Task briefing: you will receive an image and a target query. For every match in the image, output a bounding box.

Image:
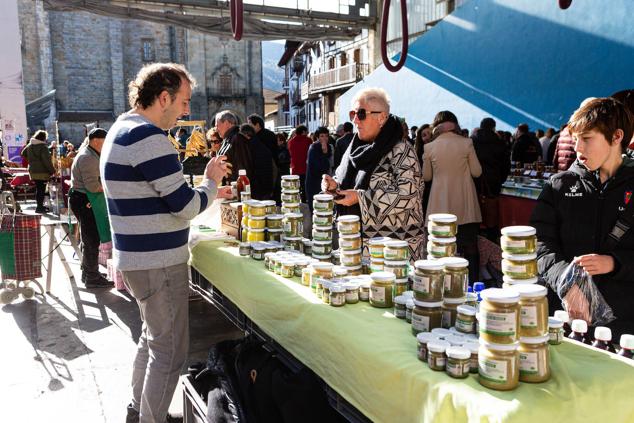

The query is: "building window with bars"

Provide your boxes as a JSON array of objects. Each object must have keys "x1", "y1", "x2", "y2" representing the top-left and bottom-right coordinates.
[
  {"x1": 218, "y1": 74, "x2": 232, "y2": 95},
  {"x1": 142, "y1": 39, "x2": 155, "y2": 62}
]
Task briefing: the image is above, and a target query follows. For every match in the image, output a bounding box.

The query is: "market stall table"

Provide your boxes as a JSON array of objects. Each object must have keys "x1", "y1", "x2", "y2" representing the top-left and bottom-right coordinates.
[{"x1": 190, "y1": 239, "x2": 634, "y2": 423}]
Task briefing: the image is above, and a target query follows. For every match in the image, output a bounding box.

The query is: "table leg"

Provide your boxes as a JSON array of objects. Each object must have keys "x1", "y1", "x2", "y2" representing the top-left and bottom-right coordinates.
[
  {"x1": 45, "y1": 226, "x2": 56, "y2": 293},
  {"x1": 62, "y1": 223, "x2": 82, "y2": 262}
]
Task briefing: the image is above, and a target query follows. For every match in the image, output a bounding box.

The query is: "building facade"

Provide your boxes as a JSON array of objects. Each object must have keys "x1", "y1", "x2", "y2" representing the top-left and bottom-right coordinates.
[{"x1": 18, "y1": 0, "x2": 263, "y2": 143}]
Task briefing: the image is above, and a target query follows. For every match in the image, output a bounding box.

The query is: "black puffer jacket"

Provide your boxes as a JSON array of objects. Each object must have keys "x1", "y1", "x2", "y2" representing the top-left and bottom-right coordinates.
[
  {"x1": 530, "y1": 157, "x2": 634, "y2": 338},
  {"x1": 472, "y1": 129, "x2": 511, "y2": 196}
]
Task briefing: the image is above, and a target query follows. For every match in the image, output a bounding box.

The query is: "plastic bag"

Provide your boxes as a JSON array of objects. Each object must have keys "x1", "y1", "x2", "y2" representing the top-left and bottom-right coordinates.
[{"x1": 557, "y1": 262, "x2": 616, "y2": 326}]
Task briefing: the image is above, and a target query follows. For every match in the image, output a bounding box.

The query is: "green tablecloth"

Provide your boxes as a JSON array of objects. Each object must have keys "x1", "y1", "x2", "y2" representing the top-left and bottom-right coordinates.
[{"x1": 190, "y1": 240, "x2": 634, "y2": 423}]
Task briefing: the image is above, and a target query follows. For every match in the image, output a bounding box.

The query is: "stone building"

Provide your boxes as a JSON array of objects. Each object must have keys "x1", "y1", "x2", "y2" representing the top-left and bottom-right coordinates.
[{"x1": 18, "y1": 0, "x2": 263, "y2": 143}]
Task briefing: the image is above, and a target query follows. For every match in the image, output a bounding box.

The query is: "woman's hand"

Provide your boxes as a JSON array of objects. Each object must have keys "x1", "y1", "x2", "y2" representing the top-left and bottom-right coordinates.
[
  {"x1": 574, "y1": 254, "x2": 615, "y2": 276},
  {"x1": 563, "y1": 284, "x2": 591, "y2": 322},
  {"x1": 334, "y1": 189, "x2": 359, "y2": 206},
  {"x1": 321, "y1": 174, "x2": 337, "y2": 192}
]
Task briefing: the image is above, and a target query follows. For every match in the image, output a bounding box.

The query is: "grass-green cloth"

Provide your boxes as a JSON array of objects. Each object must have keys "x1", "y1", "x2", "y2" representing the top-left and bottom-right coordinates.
[
  {"x1": 85, "y1": 191, "x2": 111, "y2": 243},
  {"x1": 191, "y1": 240, "x2": 634, "y2": 423}
]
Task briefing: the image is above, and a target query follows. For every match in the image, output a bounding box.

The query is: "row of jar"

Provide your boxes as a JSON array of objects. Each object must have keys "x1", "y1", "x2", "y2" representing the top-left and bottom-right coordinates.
[
  {"x1": 427, "y1": 214, "x2": 459, "y2": 259},
  {"x1": 500, "y1": 226, "x2": 538, "y2": 282}
]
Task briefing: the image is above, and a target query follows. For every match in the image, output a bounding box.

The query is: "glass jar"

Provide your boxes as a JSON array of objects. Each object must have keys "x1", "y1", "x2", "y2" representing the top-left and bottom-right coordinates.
[
  {"x1": 465, "y1": 292, "x2": 478, "y2": 308},
  {"x1": 383, "y1": 240, "x2": 409, "y2": 261},
  {"x1": 283, "y1": 213, "x2": 304, "y2": 238},
  {"x1": 241, "y1": 200, "x2": 250, "y2": 216},
  {"x1": 456, "y1": 305, "x2": 477, "y2": 334},
  {"x1": 281, "y1": 174, "x2": 300, "y2": 190},
  {"x1": 370, "y1": 258, "x2": 384, "y2": 273},
  {"x1": 280, "y1": 259, "x2": 295, "y2": 277},
  {"x1": 322, "y1": 280, "x2": 332, "y2": 304},
  {"x1": 463, "y1": 341, "x2": 480, "y2": 373},
  {"x1": 369, "y1": 272, "x2": 395, "y2": 308},
  {"x1": 302, "y1": 266, "x2": 312, "y2": 287},
  {"x1": 441, "y1": 297, "x2": 466, "y2": 329},
  {"x1": 312, "y1": 240, "x2": 332, "y2": 256},
  {"x1": 501, "y1": 226, "x2": 537, "y2": 254},
  {"x1": 264, "y1": 252, "x2": 276, "y2": 270},
  {"x1": 249, "y1": 201, "x2": 267, "y2": 217},
  {"x1": 393, "y1": 279, "x2": 408, "y2": 297},
  {"x1": 313, "y1": 212, "x2": 333, "y2": 227},
  {"x1": 413, "y1": 260, "x2": 444, "y2": 302},
  {"x1": 412, "y1": 300, "x2": 443, "y2": 335},
  {"x1": 332, "y1": 266, "x2": 347, "y2": 281},
  {"x1": 344, "y1": 283, "x2": 360, "y2": 304},
  {"x1": 262, "y1": 200, "x2": 277, "y2": 215},
  {"x1": 383, "y1": 260, "x2": 409, "y2": 279},
  {"x1": 281, "y1": 203, "x2": 300, "y2": 214},
  {"x1": 312, "y1": 225, "x2": 333, "y2": 241},
  {"x1": 446, "y1": 346, "x2": 471, "y2": 379},
  {"x1": 239, "y1": 242, "x2": 251, "y2": 257},
  {"x1": 502, "y1": 276, "x2": 539, "y2": 289},
  {"x1": 267, "y1": 229, "x2": 283, "y2": 242},
  {"x1": 479, "y1": 288, "x2": 521, "y2": 344},
  {"x1": 337, "y1": 214, "x2": 361, "y2": 235},
  {"x1": 251, "y1": 244, "x2": 267, "y2": 261},
  {"x1": 312, "y1": 253, "x2": 332, "y2": 262},
  {"x1": 247, "y1": 229, "x2": 266, "y2": 242},
  {"x1": 313, "y1": 193, "x2": 334, "y2": 212},
  {"x1": 345, "y1": 265, "x2": 363, "y2": 276},
  {"x1": 266, "y1": 214, "x2": 284, "y2": 229},
  {"x1": 406, "y1": 299, "x2": 414, "y2": 323},
  {"x1": 302, "y1": 238, "x2": 313, "y2": 256},
  {"x1": 281, "y1": 189, "x2": 301, "y2": 204},
  {"x1": 501, "y1": 252, "x2": 538, "y2": 279},
  {"x1": 340, "y1": 249, "x2": 362, "y2": 267},
  {"x1": 431, "y1": 327, "x2": 453, "y2": 339},
  {"x1": 294, "y1": 258, "x2": 310, "y2": 277},
  {"x1": 368, "y1": 237, "x2": 392, "y2": 259},
  {"x1": 339, "y1": 234, "x2": 362, "y2": 251},
  {"x1": 416, "y1": 332, "x2": 437, "y2": 362},
  {"x1": 478, "y1": 340, "x2": 520, "y2": 391},
  {"x1": 359, "y1": 281, "x2": 371, "y2": 302},
  {"x1": 548, "y1": 317, "x2": 564, "y2": 345},
  {"x1": 394, "y1": 295, "x2": 407, "y2": 319},
  {"x1": 427, "y1": 236, "x2": 457, "y2": 258},
  {"x1": 509, "y1": 284, "x2": 549, "y2": 337},
  {"x1": 329, "y1": 285, "x2": 346, "y2": 307},
  {"x1": 240, "y1": 191, "x2": 251, "y2": 203},
  {"x1": 441, "y1": 257, "x2": 469, "y2": 299},
  {"x1": 312, "y1": 262, "x2": 334, "y2": 280},
  {"x1": 428, "y1": 340, "x2": 451, "y2": 371},
  {"x1": 519, "y1": 335, "x2": 551, "y2": 383},
  {"x1": 248, "y1": 216, "x2": 267, "y2": 230},
  {"x1": 428, "y1": 213, "x2": 458, "y2": 237},
  {"x1": 315, "y1": 278, "x2": 325, "y2": 298},
  {"x1": 284, "y1": 237, "x2": 302, "y2": 252}
]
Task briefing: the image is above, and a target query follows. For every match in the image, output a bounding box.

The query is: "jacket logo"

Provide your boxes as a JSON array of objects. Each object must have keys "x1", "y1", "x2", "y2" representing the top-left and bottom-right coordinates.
[
  {"x1": 565, "y1": 183, "x2": 583, "y2": 197},
  {"x1": 626, "y1": 191, "x2": 632, "y2": 205}
]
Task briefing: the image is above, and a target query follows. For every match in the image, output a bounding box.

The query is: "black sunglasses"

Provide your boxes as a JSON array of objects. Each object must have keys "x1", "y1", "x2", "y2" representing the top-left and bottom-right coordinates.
[{"x1": 349, "y1": 108, "x2": 383, "y2": 121}]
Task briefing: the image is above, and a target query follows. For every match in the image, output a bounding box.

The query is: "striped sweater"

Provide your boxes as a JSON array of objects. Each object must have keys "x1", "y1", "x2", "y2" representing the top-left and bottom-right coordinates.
[{"x1": 100, "y1": 112, "x2": 217, "y2": 271}]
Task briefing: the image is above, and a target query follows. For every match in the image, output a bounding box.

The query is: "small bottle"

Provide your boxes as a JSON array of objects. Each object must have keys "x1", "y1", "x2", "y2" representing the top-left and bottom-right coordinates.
[
  {"x1": 568, "y1": 319, "x2": 590, "y2": 345},
  {"x1": 554, "y1": 310, "x2": 572, "y2": 337},
  {"x1": 618, "y1": 334, "x2": 634, "y2": 359},
  {"x1": 473, "y1": 282, "x2": 485, "y2": 302},
  {"x1": 592, "y1": 327, "x2": 616, "y2": 353},
  {"x1": 237, "y1": 169, "x2": 250, "y2": 195}
]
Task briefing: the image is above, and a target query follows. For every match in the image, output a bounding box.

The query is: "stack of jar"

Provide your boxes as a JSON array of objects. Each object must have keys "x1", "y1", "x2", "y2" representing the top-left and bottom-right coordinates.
[
  {"x1": 337, "y1": 214, "x2": 363, "y2": 275},
  {"x1": 312, "y1": 194, "x2": 335, "y2": 261},
  {"x1": 368, "y1": 236, "x2": 392, "y2": 273},
  {"x1": 500, "y1": 226, "x2": 538, "y2": 287},
  {"x1": 382, "y1": 240, "x2": 410, "y2": 297},
  {"x1": 243, "y1": 200, "x2": 267, "y2": 243},
  {"x1": 279, "y1": 176, "x2": 303, "y2": 252},
  {"x1": 263, "y1": 201, "x2": 283, "y2": 242},
  {"x1": 426, "y1": 214, "x2": 458, "y2": 259},
  {"x1": 280, "y1": 175, "x2": 301, "y2": 214}
]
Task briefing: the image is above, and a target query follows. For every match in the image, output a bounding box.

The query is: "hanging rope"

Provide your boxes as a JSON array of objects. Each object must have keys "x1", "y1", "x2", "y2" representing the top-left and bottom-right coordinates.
[
  {"x1": 230, "y1": 0, "x2": 244, "y2": 41},
  {"x1": 380, "y1": 0, "x2": 409, "y2": 72},
  {"x1": 558, "y1": 0, "x2": 573, "y2": 9}
]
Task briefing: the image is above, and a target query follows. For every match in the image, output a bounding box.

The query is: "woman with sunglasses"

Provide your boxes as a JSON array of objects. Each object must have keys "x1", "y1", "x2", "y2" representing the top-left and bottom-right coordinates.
[
  {"x1": 205, "y1": 127, "x2": 223, "y2": 158},
  {"x1": 322, "y1": 88, "x2": 425, "y2": 260}
]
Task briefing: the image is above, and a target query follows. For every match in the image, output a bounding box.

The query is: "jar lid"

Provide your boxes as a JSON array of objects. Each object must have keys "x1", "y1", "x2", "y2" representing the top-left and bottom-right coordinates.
[
  {"x1": 312, "y1": 239, "x2": 332, "y2": 245},
  {"x1": 249, "y1": 228, "x2": 265, "y2": 233},
  {"x1": 406, "y1": 299, "x2": 415, "y2": 309},
  {"x1": 312, "y1": 253, "x2": 332, "y2": 260},
  {"x1": 414, "y1": 259, "x2": 444, "y2": 271},
  {"x1": 620, "y1": 334, "x2": 634, "y2": 349},
  {"x1": 548, "y1": 317, "x2": 563, "y2": 329},
  {"x1": 369, "y1": 236, "x2": 393, "y2": 245},
  {"x1": 338, "y1": 214, "x2": 360, "y2": 223},
  {"x1": 416, "y1": 332, "x2": 437, "y2": 343},
  {"x1": 466, "y1": 292, "x2": 478, "y2": 301},
  {"x1": 284, "y1": 212, "x2": 303, "y2": 219},
  {"x1": 250, "y1": 202, "x2": 266, "y2": 209},
  {"x1": 384, "y1": 240, "x2": 409, "y2": 248},
  {"x1": 344, "y1": 264, "x2": 363, "y2": 271},
  {"x1": 463, "y1": 341, "x2": 480, "y2": 353},
  {"x1": 414, "y1": 299, "x2": 443, "y2": 308},
  {"x1": 446, "y1": 346, "x2": 471, "y2": 359},
  {"x1": 268, "y1": 228, "x2": 283, "y2": 233},
  {"x1": 340, "y1": 249, "x2": 362, "y2": 255},
  {"x1": 431, "y1": 328, "x2": 453, "y2": 338},
  {"x1": 239, "y1": 242, "x2": 251, "y2": 247},
  {"x1": 443, "y1": 297, "x2": 466, "y2": 305},
  {"x1": 283, "y1": 189, "x2": 300, "y2": 194},
  {"x1": 284, "y1": 236, "x2": 302, "y2": 241},
  {"x1": 333, "y1": 266, "x2": 348, "y2": 276},
  {"x1": 403, "y1": 290, "x2": 414, "y2": 298},
  {"x1": 502, "y1": 252, "x2": 538, "y2": 261},
  {"x1": 314, "y1": 193, "x2": 334, "y2": 202},
  {"x1": 428, "y1": 213, "x2": 457, "y2": 223},
  {"x1": 394, "y1": 277, "x2": 409, "y2": 284},
  {"x1": 370, "y1": 271, "x2": 396, "y2": 282},
  {"x1": 480, "y1": 288, "x2": 520, "y2": 304},
  {"x1": 312, "y1": 261, "x2": 334, "y2": 270},
  {"x1": 267, "y1": 214, "x2": 284, "y2": 220},
  {"x1": 360, "y1": 281, "x2": 372, "y2": 289},
  {"x1": 594, "y1": 326, "x2": 612, "y2": 342},
  {"x1": 282, "y1": 202, "x2": 300, "y2": 208},
  {"x1": 440, "y1": 257, "x2": 469, "y2": 268},
  {"x1": 313, "y1": 225, "x2": 333, "y2": 231},
  {"x1": 479, "y1": 340, "x2": 520, "y2": 351},
  {"x1": 394, "y1": 295, "x2": 407, "y2": 305},
  {"x1": 340, "y1": 233, "x2": 362, "y2": 239},
  {"x1": 249, "y1": 216, "x2": 266, "y2": 220},
  {"x1": 508, "y1": 283, "x2": 547, "y2": 298},
  {"x1": 302, "y1": 238, "x2": 313, "y2": 245},
  {"x1": 294, "y1": 258, "x2": 310, "y2": 265},
  {"x1": 519, "y1": 335, "x2": 550, "y2": 344},
  {"x1": 281, "y1": 258, "x2": 296, "y2": 264},
  {"x1": 554, "y1": 310, "x2": 570, "y2": 323},
  {"x1": 501, "y1": 225, "x2": 536, "y2": 237},
  {"x1": 446, "y1": 336, "x2": 465, "y2": 346},
  {"x1": 370, "y1": 258, "x2": 385, "y2": 263},
  {"x1": 330, "y1": 285, "x2": 346, "y2": 293},
  {"x1": 253, "y1": 244, "x2": 267, "y2": 251},
  {"x1": 384, "y1": 260, "x2": 409, "y2": 266},
  {"x1": 502, "y1": 276, "x2": 539, "y2": 285},
  {"x1": 314, "y1": 210, "x2": 334, "y2": 216},
  {"x1": 448, "y1": 328, "x2": 465, "y2": 336},
  {"x1": 246, "y1": 199, "x2": 262, "y2": 206},
  {"x1": 571, "y1": 319, "x2": 588, "y2": 333},
  {"x1": 427, "y1": 340, "x2": 451, "y2": 353},
  {"x1": 282, "y1": 175, "x2": 300, "y2": 180},
  {"x1": 457, "y1": 305, "x2": 476, "y2": 316},
  {"x1": 260, "y1": 199, "x2": 275, "y2": 206},
  {"x1": 428, "y1": 235, "x2": 457, "y2": 243},
  {"x1": 344, "y1": 282, "x2": 359, "y2": 290}
]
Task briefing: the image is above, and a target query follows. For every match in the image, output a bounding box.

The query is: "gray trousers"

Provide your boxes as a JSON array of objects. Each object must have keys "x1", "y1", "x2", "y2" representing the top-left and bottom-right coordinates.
[{"x1": 122, "y1": 263, "x2": 190, "y2": 423}]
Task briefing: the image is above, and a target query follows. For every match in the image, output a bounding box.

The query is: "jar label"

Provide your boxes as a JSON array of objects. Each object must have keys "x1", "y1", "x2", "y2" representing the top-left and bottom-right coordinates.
[
  {"x1": 331, "y1": 295, "x2": 345, "y2": 306},
  {"x1": 519, "y1": 351, "x2": 539, "y2": 375},
  {"x1": 313, "y1": 244, "x2": 330, "y2": 254},
  {"x1": 340, "y1": 238, "x2": 359, "y2": 249},
  {"x1": 359, "y1": 291, "x2": 369, "y2": 301},
  {"x1": 413, "y1": 274, "x2": 430, "y2": 294},
  {"x1": 502, "y1": 262, "x2": 527, "y2": 274},
  {"x1": 443, "y1": 274, "x2": 452, "y2": 293},
  {"x1": 394, "y1": 308, "x2": 406, "y2": 318},
  {"x1": 370, "y1": 285, "x2": 386, "y2": 304},
  {"x1": 431, "y1": 245, "x2": 448, "y2": 255},
  {"x1": 428, "y1": 355, "x2": 446, "y2": 368},
  {"x1": 478, "y1": 357, "x2": 508, "y2": 384},
  {"x1": 314, "y1": 216, "x2": 330, "y2": 225},
  {"x1": 480, "y1": 311, "x2": 517, "y2": 336},
  {"x1": 456, "y1": 317, "x2": 475, "y2": 333},
  {"x1": 411, "y1": 313, "x2": 430, "y2": 332},
  {"x1": 441, "y1": 310, "x2": 453, "y2": 329},
  {"x1": 549, "y1": 330, "x2": 563, "y2": 344},
  {"x1": 345, "y1": 292, "x2": 358, "y2": 302},
  {"x1": 520, "y1": 305, "x2": 538, "y2": 328},
  {"x1": 503, "y1": 239, "x2": 527, "y2": 249},
  {"x1": 432, "y1": 224, "x2": 452, "y2": 235},
  {"x1": 417, "y1": 345, "x2": 427, "y2": 361},
  {"x1": 447, "y1": 360, "x2": 470, "y2": 376},
  {"x1": 470, "y1": 356, "x2": 479, "y2": 371}
]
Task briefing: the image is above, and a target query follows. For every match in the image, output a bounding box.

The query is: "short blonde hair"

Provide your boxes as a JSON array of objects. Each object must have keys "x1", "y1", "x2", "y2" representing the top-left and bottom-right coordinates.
[{"x1": 352, "y1": 88, "x2": 390, "y2": 113}]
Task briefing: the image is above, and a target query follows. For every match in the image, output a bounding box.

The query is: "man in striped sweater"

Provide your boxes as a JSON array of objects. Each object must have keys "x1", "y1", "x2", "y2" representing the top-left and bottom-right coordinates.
[{"x1": 100, "y1": 63, "x2": 232, "y2": 423}]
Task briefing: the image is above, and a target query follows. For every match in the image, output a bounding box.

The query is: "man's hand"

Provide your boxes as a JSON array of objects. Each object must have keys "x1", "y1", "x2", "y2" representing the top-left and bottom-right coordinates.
[
  {"x1": 574, "y1": 254, "x2": 615, "y2": 276},
  {"x1": 216, "y1": 185, "x2": 233, "y2": 199},
  {"x1": 205, "y1": 155, "x2": 229, "y2": 185},
  {"x1": 321, "y1": 174, "x2": 337, "y2": 192},
  {"x1": 334, "y1": 189, "x2": 359, "y2": 206},
  {"x1": 563, "y1": 284, "x2": 591, "y2": 322}
]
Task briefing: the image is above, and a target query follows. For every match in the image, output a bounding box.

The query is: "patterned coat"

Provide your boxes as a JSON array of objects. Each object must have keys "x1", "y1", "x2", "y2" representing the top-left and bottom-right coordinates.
[{"x1": 356, "y1": 139, "x2": 426, "y2": 260}]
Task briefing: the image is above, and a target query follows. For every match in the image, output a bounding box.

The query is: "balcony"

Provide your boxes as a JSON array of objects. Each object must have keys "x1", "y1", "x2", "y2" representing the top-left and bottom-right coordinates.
[
  {"x1": 310, "y1": 63, "x2": 369, "y2": 93},
  {"x1": 300, "y1": 81, "x2": 310, "y2": 100}
]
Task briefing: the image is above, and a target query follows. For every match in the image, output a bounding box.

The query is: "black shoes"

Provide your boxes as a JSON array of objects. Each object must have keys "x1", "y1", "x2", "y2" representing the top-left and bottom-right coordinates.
[
  {"x1": 34, "y1": 206, "x2": 50, "y2": 214},
  {"x1": 84, "y1": 274, "x2": 114, "y2": 288},
  {"x1": 126, "y1": 404, "x2": 139, "y2": 423}
]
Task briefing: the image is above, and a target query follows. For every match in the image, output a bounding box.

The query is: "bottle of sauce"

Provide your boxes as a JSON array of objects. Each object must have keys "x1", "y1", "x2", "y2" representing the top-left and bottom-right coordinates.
[
  {"x1": 554, "y1": 310, "x2": 572, "y2": 337},
  {"x1": 568, "y1": 319, "x2": 590, "y2": 345},
  {"x1": 592, "y1": 327, "x2": 616, "y2": 353},
  {"x1": 618, "y1": 334, "x2": 634, "y2": 359},
  {"x1": 237, "y1": 169, "x2": 250, "y2": 195}
]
